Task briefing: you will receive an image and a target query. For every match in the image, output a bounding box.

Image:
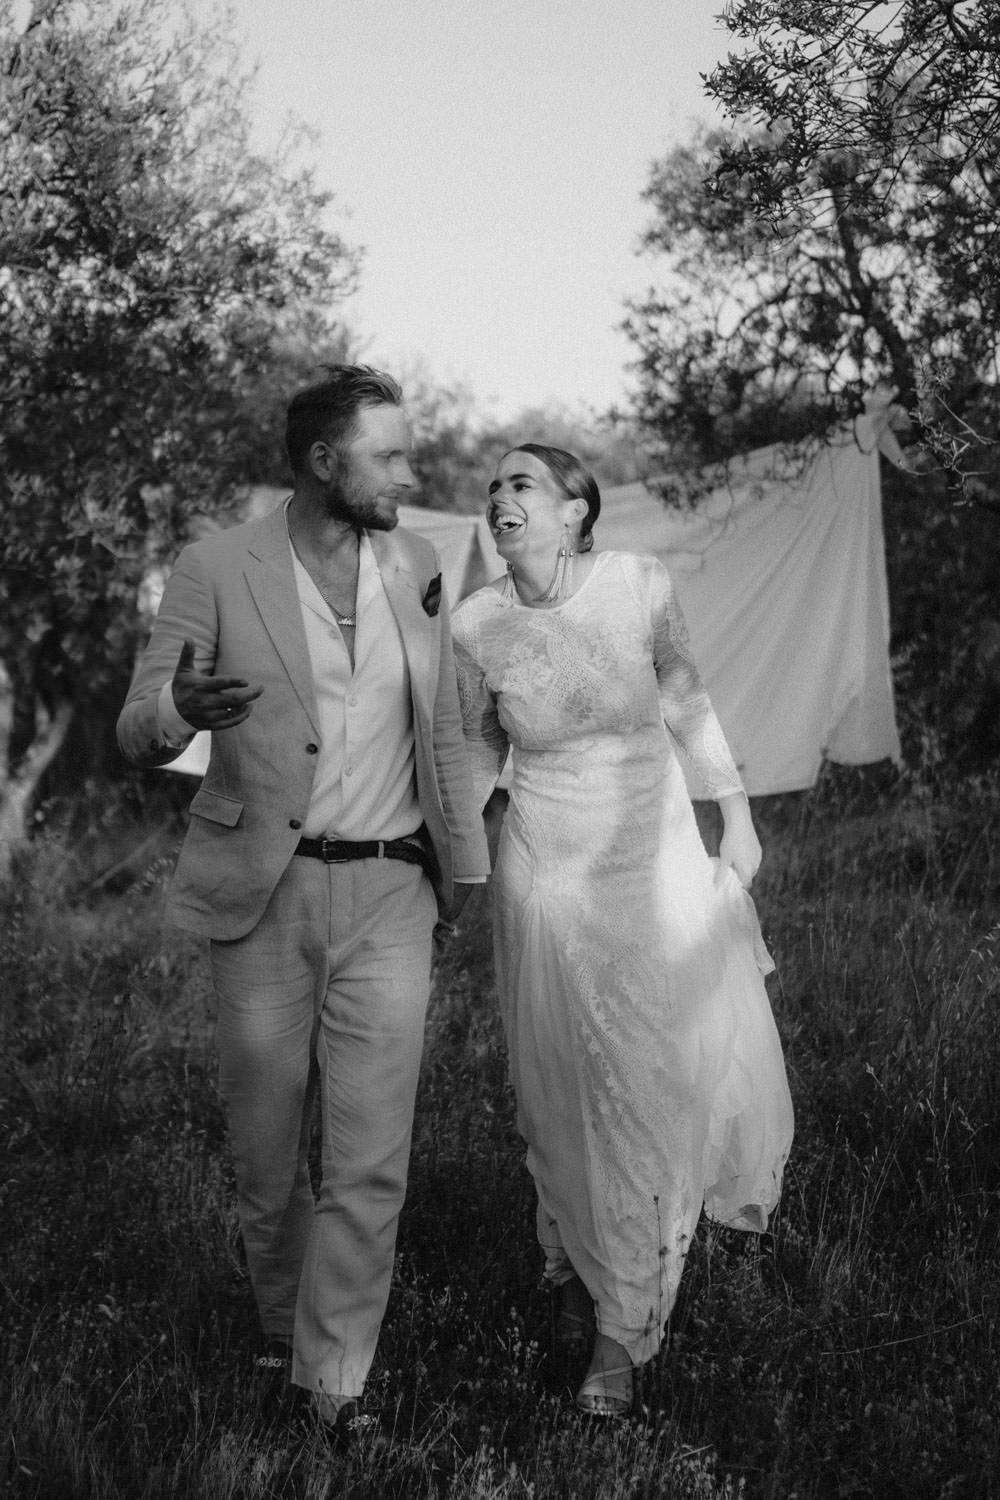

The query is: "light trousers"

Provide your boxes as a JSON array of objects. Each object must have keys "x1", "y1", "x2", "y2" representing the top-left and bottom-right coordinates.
[{"x1": 211, "y1": 854, "x2": 436, "y2": 1398}]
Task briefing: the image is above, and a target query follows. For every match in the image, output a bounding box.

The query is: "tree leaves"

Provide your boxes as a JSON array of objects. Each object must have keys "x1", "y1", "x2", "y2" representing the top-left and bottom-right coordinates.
[
  {"x1": 0, "y1": 0, "x2": 359, "y2": 787},
  {"x1": 623, "y1": 3, "x2": 1000, "y2": 498}
]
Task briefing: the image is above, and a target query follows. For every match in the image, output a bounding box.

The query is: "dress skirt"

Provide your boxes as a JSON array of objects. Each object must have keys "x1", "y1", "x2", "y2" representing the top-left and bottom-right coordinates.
[
  {"x1": 453, "y1": 551, "x2": 794, "y2": 1367},
  {"x1": 492, "y1": 732, "x2": 792, "y2": 1365}
]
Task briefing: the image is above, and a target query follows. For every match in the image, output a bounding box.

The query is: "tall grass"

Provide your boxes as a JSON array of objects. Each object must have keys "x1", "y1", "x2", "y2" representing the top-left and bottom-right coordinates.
[{"x1": 3, "y1": 765, "x2": 999, "y2": 1498}]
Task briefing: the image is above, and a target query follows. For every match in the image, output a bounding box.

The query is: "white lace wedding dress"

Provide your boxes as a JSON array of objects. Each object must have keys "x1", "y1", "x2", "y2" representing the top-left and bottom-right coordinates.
[{"x1": 453, "y1": 551, "x2": 793, "y2": 1364}]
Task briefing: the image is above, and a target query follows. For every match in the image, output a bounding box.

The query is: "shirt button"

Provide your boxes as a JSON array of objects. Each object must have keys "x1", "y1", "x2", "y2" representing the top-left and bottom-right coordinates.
[
  {"x1": 306, "y1": 743, "x2": 318, "y2": 754},
  {"x1": 348, "y1": 695, "x2": 357, "y2": 706},
  {"x1": 289, "y1": 818, "x2": 302, "y2": 829},
  {"x1": 344, "y1": 766, "x2": 353, "y2": 777}
]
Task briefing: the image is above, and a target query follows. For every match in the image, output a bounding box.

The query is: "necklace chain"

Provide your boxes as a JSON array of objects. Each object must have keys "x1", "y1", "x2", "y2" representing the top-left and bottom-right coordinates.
[{"x1": 289, "y1": 525, "x2": 357, "y2": 626}]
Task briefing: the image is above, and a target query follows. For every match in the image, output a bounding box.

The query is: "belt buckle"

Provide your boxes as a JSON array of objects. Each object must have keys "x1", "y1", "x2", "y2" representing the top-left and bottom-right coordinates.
[{"x1": 320, "y1": 837, "x2": 347, "y2": 863}]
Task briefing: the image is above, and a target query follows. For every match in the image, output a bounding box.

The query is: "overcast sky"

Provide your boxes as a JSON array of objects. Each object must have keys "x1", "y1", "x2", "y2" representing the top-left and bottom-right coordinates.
[
  {"x1": 4, "y1": 0, "x2": 731, "y2": 418},
  {"x1": 226, "y1": 1, "x2": 736, "y2": 418}
]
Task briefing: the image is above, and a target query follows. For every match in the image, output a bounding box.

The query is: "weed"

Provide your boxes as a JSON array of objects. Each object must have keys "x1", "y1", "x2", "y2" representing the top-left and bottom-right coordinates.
[{"x1": 3, "y1": 770, "x2": 999, "y2": 1498}]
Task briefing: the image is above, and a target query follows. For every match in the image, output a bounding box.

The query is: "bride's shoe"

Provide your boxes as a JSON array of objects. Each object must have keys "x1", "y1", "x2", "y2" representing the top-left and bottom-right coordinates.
[{"x1": 575, "y1": 1361, "x2": 633, "y2": 1418}]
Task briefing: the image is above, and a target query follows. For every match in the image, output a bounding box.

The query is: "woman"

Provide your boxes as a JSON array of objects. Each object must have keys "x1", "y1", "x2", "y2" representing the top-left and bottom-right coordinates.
[{"x1": 452, "y1": 444, "x2": 793, "y2": 1418}]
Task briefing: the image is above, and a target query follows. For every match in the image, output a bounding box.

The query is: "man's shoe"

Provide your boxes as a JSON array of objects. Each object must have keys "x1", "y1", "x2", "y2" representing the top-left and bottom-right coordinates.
[{"x1": 312, "y1": 1393, "x2": 381, "y2": 1453}]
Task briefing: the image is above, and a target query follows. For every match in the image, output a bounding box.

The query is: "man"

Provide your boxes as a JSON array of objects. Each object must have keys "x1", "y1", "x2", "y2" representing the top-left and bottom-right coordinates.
[{"x1": 117, "y1": 365, "x2": 490, "y2": 1437}]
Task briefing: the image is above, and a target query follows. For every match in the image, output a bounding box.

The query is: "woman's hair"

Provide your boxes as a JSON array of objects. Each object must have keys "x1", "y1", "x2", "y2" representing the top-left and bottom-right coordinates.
[
  {"x1": 505, "y1": 442, "x2": 601, "y2": 552},
  {"x1": 285, "y1": 364, "x2": 403, "y2": 474}
]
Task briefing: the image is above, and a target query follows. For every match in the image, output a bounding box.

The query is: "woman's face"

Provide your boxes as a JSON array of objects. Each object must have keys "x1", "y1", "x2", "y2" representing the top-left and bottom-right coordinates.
[{"x1": 487, "y1": 450, "x2": 579, "y2": 561}]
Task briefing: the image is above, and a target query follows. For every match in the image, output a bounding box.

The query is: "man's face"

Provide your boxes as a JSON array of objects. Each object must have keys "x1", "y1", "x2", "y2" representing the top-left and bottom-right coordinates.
[{"x1": 323, "y1": 403, "x2": 416, "y2": 531}]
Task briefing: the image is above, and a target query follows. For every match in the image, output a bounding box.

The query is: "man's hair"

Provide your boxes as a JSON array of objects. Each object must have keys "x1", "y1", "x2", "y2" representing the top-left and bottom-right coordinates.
[
  {"x1": 505, "y1": 442, "x2": 601, "y2": 552},
  {"x1": 285, "y1": 364, "x2": 403, "y2": 474}
]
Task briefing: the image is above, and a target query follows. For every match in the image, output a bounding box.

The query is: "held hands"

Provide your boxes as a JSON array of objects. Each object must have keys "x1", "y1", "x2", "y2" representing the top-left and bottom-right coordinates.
[
  {"x1": 171, "y1": 638, "x2": 263, "y2": 732},
  {"x1": 717, "y1": 794, "x2": 763, "y2": 890},
  {"x1": 433, "y1": 882, "x2": 475, "y2": 948},
  {"x1": 438, "y1": 881, "x2": 474, "y2": 927}
]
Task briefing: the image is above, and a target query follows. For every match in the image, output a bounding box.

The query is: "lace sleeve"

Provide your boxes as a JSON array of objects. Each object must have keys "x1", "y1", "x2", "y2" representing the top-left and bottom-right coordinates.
[
  {"x1": 648, "y1": 559, "x2": 744, "y2": 800},
  {"x1": 453, "y1": 632, "x2": 510, "y2": 812}
]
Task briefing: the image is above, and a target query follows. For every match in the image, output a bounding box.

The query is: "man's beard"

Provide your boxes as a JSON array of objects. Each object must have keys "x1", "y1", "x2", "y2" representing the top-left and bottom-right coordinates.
[{"x1": 323, "y1": 473, "x2": 398, "y2": 532}]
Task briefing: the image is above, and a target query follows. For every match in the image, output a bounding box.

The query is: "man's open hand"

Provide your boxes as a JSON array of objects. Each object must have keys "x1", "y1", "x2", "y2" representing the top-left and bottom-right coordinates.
[{"x1": 171, "y1": 638, "x2": 263, "y2": 731}]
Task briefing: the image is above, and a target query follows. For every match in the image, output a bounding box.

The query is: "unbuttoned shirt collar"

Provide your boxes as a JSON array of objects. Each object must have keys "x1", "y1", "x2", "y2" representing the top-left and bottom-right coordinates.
[{"x1": 286, "y1": 507, "x2": 421, "y2": 842}]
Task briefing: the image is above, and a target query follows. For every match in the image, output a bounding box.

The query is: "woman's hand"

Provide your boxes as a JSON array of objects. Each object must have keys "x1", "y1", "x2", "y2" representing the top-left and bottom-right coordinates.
[{"x1": 717, "y1": 793, "x2": 762, "y2": 890}]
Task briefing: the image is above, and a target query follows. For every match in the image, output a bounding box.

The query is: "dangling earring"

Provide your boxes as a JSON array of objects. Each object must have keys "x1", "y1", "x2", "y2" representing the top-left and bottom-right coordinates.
[{"x1": 535, "y1": 524, "x2": 576, "y2": 604}]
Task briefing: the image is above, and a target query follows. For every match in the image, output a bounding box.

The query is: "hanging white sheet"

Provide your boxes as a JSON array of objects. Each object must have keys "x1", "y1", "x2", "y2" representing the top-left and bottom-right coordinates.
[{"x1": 598, "y1": 414, "x2": 902, "y2": 794}]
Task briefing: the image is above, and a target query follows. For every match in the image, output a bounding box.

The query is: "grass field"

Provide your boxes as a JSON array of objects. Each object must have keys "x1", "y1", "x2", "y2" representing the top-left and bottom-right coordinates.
[{"x1": 3, "y1": 763, "x2": 999, "y2": 1499}]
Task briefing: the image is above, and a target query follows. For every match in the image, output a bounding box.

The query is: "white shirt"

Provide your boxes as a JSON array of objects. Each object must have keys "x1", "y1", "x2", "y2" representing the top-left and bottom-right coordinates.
[{"x1": 290, "y1": 531, "x2": 422, "y2": 840}]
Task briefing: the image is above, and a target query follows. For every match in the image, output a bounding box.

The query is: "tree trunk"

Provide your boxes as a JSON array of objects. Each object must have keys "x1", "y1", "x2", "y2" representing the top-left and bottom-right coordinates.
[{"x1": 0, "y1": 699, "x2": 73, "y2": 884}]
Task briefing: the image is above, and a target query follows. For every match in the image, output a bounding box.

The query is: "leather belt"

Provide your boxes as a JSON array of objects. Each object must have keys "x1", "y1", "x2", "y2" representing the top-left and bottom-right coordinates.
[{"x1": 294, "y1": 836, "x2": 434, "y2": 879}]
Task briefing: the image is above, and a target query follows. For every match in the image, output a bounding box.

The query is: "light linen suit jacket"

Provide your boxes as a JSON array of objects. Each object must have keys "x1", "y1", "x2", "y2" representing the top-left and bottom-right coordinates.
[{"x1": 117, "y1": 504, "x2": 490, "y2": 940}]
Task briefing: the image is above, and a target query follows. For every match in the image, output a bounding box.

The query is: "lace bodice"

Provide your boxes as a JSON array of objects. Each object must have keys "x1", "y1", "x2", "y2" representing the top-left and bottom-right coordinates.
[{"x1": 452, "y1": 550, "x2": 743, "y2": 806}]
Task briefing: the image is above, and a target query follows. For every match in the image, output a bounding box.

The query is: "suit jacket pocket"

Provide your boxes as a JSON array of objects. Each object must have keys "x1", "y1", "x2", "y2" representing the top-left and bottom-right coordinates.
[{"x1": 189, "y1": 787, "x2": 245, "y2": 827}]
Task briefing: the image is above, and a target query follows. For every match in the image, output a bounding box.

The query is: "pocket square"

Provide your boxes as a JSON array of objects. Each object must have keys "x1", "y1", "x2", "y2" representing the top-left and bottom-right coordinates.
[{"x1": 421, "y1": 573, "x2": 442, "y2": 617}]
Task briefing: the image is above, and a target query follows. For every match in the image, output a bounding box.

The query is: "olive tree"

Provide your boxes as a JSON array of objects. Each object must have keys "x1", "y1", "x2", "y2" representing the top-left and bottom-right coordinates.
[
  {"x1": 625, "y1": 1, "x2": 1000, "y2": 496},
  {"x1": 0, "y1": 0, "x2": 359, "y2": 864}
]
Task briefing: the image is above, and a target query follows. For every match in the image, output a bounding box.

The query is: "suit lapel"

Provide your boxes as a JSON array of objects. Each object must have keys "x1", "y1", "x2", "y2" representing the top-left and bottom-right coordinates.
[
  {"x1": 244, "y1": 506, "x2": 321, "y2": 735},
  {"x1": 371, "y1": 531, "x2": 434, "y2": 730}
]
